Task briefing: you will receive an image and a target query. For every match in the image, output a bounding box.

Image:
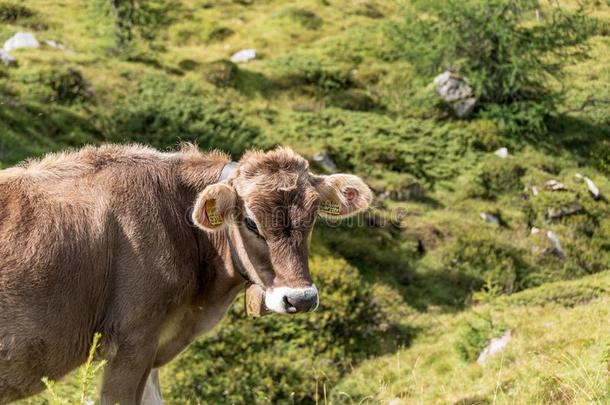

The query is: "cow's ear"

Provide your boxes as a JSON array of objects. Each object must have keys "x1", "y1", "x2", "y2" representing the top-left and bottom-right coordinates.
[
  {"x1": 192, "y1": 184, "x2": 236, "y2": 231},
  {"x1": 311, "y1": 174, "x2": 373, "y2": 219}
]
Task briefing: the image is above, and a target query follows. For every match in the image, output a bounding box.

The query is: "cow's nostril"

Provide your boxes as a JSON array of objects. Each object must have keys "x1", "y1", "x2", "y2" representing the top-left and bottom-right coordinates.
[
  {"x1": 284, "y1": 293, "x2": 318, "y2": 313},
  {"x1": 283, "y1": 296, "x2": 298, "y2": 313}
]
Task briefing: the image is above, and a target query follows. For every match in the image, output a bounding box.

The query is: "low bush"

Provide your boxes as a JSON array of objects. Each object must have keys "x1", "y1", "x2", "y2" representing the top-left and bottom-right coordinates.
[
  {"x1": 46, "y1": 68, "x2": 94, "y2": 105},
  {"x1": 271, "y1": 52, "x2": 354, "y2": 92},
  {"x1": 275, "y1": 109, "x2": 472, "y2": 186},
  {"x1": 165, "y1": 256, "x2": 395, "y2": 403},
  {"x1": 203, "y1": 59, "x2": 238, "y2": 87},
  {"x1": 466, "y1": 157, "x2": 526, "y2": 199},
  {"x1": 455, "y1": 313, "x2": 506, "y2": 362},
  {"x1": 0, "y1": 2, "x2": 34, "y2": 22},
  {"x1": 106, "y1": 75, "x2": 264, "y2": 155},
  {"x1": 443, "y1": 230, "x2": 532, "y2": 294},
  {"x1": 282, "y1": 8, "x2": 323, "y2": 30}
]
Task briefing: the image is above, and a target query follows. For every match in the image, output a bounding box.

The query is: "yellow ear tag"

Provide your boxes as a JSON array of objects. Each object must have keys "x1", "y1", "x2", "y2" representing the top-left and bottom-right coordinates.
[
  {"x1": 205, "y1": 200, "x2": 224, "y2": 226},
  {"x1": 320, "y1": 200, "x2": 341, "y2": 216}
]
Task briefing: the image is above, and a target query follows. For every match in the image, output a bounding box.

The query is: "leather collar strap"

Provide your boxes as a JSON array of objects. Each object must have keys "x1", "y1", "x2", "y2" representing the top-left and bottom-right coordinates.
[{"x1": 218, "y1": 161, "x2": 254, "y2": 285}]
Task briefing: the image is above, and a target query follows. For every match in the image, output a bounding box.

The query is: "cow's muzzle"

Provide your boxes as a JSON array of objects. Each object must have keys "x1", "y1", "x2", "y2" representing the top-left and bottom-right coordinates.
[{"x1": 264, "y1": 284, "x2": 319, "y2": 314}]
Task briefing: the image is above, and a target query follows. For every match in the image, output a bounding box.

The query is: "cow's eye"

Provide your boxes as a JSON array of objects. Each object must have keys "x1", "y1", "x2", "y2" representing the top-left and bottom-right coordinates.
[{"x1": 244, "y1": 217, "x2": 263, "y2": 238}]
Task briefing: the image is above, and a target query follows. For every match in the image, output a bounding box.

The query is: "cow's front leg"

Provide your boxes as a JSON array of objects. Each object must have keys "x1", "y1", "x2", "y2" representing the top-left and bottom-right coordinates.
[
  {"x1": 100, "y1": 341, "x2": 156, "y2": 405},
  {"x1": 141, "y1": 369, "x2": 163, "y2": 405}
]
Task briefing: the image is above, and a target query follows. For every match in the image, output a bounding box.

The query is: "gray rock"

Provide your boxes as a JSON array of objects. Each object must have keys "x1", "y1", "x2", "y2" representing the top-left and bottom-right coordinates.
[
  {"x1": 454, "y1": 97, "x2": 476, "y2": 119},
  {"x1": 312, "y1": 152, "x2": 337, "y2": 173},
  {"x1": 545, "y1": 179, "x2": 567, "y2": 191},
  {"x1": 0, "y1": 49, "x2": 16, "y2": 66},
  {"x1": 584, "y1": 177, "x2": 600, "y2": 200},
  {"x1": 434, "y1": 71, "x2": 473, "y2": 101},
  {"x1": 230, "y1": 48, "x2": 256, "y2": 63},
  {"x1": 477, "y1": 330, "x2": 511, "y2": 365},
  {"x1": 494, "y1": 147, "x2": 508, "y2": 159},
  {"x1": 433, "y1": 71, "x2": 476, "y2": 119},
  {"x1": 531, "y1": 227, "x2": 565, "y2": 258},
  {"x1": 480, "y1": 212, "x2": 500, "y2": 226},
  {"x1": 531, "y1": 186, "x2": 540, "y2": 196},
  {"x1": 3, "y1": 32, "x2": 39, "y2": 53},
  {"x1": 546, "y1": 203, "x2": 583, "y2": 221},
  {"x1": 44, "y1": 40, "x2": 66, "y2": 51}
]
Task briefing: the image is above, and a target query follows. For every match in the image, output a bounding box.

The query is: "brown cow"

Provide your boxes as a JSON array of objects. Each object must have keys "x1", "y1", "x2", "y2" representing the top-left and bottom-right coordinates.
[{"x1": 0, "y1": 144, "x2": 372, "y2": 405}]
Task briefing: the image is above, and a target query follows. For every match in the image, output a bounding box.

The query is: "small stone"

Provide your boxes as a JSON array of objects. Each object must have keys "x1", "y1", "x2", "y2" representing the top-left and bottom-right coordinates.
[
  {"x1": 494, "y1": 147, "x2": 508, "y2": 159},
  {"x1": 584, "y1": 177, "x2": 600, "y2": 200},
  {"x1": 44, "y1": 40, "x2": 66, "y2": 51},
  {"x1": 0, "y1": 49, "x2": 16, "y2": 66},
  {"x1": 388, "y1": 398, "x2": 403, "y2": 405},
  {"x1": 312, "y1": 152, "x2": 337, "y2": 173},
  {"x1": 546, "y1": 203, "x2": 583, "y2": 221},
  {"x1": 531, "y1": 186, "x2": 539, "y2": 196},
  {"x1": 545, "y1": 179, "x2": 567, "y2": 191},
  {"x1": 3, "y1": 32, "x2": 39, "y2": 52},
  {"x1": 480, "y1": 212, "x2": 500, "y2": 226},
  {"x1": 546, "y1": 230, "x2": 565, "y2": 258},
  {"x1": 230, "y1": 48, "x2": 256, "y2": 63},
  {"x1": 477, "y1": 330, "x2": 511, "y2": 365},
  {"x1": 574, "y1": 173, "x2": 584, "y2": 182}
]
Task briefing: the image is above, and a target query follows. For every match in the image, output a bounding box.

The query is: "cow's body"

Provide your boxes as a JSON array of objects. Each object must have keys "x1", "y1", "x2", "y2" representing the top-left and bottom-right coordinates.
[
  {"x1": 0, "y1": 145, "x2": 244, "y2": 404},
  {"x1": 0, "y1": 144, "x2": 372, "y2": 405}
]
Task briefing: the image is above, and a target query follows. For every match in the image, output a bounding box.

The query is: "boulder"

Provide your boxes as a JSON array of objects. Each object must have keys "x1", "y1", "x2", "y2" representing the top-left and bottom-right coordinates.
[
  {"x1": 230, "y1": 48, "x2": 256, "y2": 63},
  {"x1": 477, "y1": 330, "x2": 511, "y2": 365},
  {"x1": 433, "y1": 71, "x2": 476, "y2": 119},
  {"x1": 3, "y1": 32, "x2": 39, "y2": 52}
]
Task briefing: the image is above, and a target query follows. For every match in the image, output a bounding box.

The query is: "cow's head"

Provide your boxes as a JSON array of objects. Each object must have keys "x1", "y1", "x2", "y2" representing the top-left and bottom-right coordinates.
[{"x1": 191, "y1": 147, "x2": 372, "y2": 314}]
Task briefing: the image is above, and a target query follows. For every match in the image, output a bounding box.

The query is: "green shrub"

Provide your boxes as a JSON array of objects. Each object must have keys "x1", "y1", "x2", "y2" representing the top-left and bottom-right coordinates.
[
  {"x1": 275, "y1": 109, "x2": 472, "y2": 185},
  {"x1": 388, "y1": 0, "x2": 597, "y2": 134},
  {"x1": 106, "y1": 76, "x2": 263, "y2": 155},
  {"x1": 46, "y1": 68, "x2": 93, "y2": 105},
  {"x1": 281, "y1": 8, "x2": 323, "y2": 30},
  {"x1": 165, "y1": 256, "x2": 392, "y2": 404},
  {"x1": 467, "y1": 157, "x2": 526, "y2": 199},
  {"x1": 203, "y1": 59, "x2": 239, "y2": 87},
  {"x1": 326, "y1": 89, "x2": 377, "y2": 111},
  {"x1": 271, "y1": 52, "x2": 354, "y2": 92},
  {"x1": 92, "y1": 0, "x2": 181, "y2": 50},
  {"x1": 455, "y1": 313, "x2": 507, "y2": 362},
  {"x1": 207, "y1": 26, "x2": 234, "y2": 42},
  {"x1": 443, "y1": 231, "x2": 532, "y2": 293},
  {"x1": 0, "y1": 2, "x2": 34, "y2": 22}
]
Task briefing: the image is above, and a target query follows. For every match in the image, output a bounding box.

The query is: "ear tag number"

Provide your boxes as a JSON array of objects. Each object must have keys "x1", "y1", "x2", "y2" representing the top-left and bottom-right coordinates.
[
  {"x1": 205, "y1": 200, "x2": 224, "y2": 226},
  {"x1": 320, "y1": 200, "x2": 341, "y2": 216}
]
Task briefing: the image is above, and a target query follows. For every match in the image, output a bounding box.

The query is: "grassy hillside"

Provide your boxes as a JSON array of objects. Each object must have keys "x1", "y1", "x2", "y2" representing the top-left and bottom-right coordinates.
[{"x1": 2, "y1": 0, "x2": 609, "y2": 403}]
